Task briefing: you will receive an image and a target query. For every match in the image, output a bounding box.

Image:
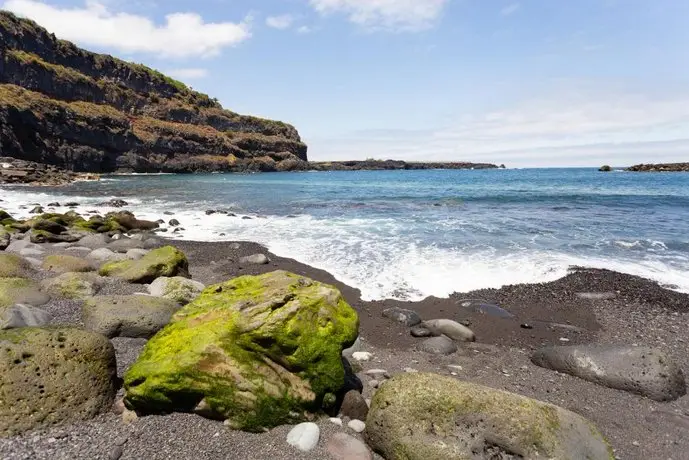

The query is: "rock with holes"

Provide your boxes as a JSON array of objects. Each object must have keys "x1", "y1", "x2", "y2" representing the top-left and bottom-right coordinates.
[
  {"x1": 531, "y1": 345, "x2": 686, "y2": 401},
  {"x1": 0, "y1": 327, "x2": 117, "y2": 437},
  {"x1": 82, "y1": 295, "x2": 181, "y2": 339},
  {"x1": 123, "y1": 271, "x2": 359, "y2": 432},
  {"x1": 365, "y1": 372, "x2": 613, "y2": 460}
]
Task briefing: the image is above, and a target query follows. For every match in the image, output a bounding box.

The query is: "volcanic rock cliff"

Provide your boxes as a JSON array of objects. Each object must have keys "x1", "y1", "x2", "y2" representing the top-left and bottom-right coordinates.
[{"x1": 0, "y1": 12, "x2": 308, "y2": 173}]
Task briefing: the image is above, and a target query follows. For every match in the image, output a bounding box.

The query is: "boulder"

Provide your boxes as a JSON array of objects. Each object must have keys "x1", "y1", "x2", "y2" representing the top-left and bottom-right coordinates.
[
  {"x1": 31, "y1": 218, "x2": 66, "y2": 234},
  {"x1": 327, "y1": 433, "x2": 372, "y2": 460},
  {"x1": 0, "y1": 253, "x2": 35, "y2": 278},
  {"x1": 123, "y1": 271, "x2": 359, "y2": 432},
  {"x1": 82, "y1": 295, "x2": 181, "y2": 339},
  {"x1": 382, "y1": 307, "x2": 422, "y2": 327},
  {"x1": 365, "y1": 372, "x2": 613, "y2": 460},
  {"x1": 0, "y1": 304, "x2": 51, "y2": 329},
  {"x1": 41, "y1": 254, "x2": 93, "y2": 274},
  {"x1": 126, "y1": 248, "x2": 149, "y2": 260},
  {"x1": 422, "y1": 319, "x2": 475, "y2": 342},
  {"x1": 148, "y1": 276, "x2": 205, "y2": 305},
  {"x1": 417, "y1": 335, "x2": 457, "y2": 355},
  {"x1": 0, "y1": 327, "x2": 117, "y2": 436},
  {"x1": 239, "y1": 253, "x2": 270, "y2": 265},
  {"x1": 106, "y1": 211, "x2": 159, "y2": 231},
  {"x1": 30, "y1": 230, "x2": 80, "y2": 244},
  {"x1": 41, "y1": 272, "x2": 105, "y2": 300},
  {"x1": 0, "y1": 278, "x2": 50, "y2": 308},
  {"x1": 108, "y1": 238, "x2": 146, "y2": 253},
  {"x1": 99, "y1": 246, "x2": 189, "y2": 283},
  {"x1": 87, "y1": 248, "x2": 127, "y2": 264},
  {"x1": 0, "y1": 227, "x2": 9, "y2": 251},
  {"x1": 77, "y1": 233, "x2": 111, "y2": 250},
  {"x1": 531, "y1": 345, "x2": 686, "y2": 402}
]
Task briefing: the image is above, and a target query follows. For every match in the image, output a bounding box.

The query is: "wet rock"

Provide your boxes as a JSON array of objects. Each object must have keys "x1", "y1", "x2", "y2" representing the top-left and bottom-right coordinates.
[
  {"x1": 239, "y1": 254, "x2": 270, "y2": 265},
  {"x1": 365, "y1": 372, "x2": 613, "y2": 460},
  {"x1": 531, "y1": 345, "x2": 686, "y2": 401},
  {"x1": 382, "y1": 307, "x2": 422, "y2": 326},
  {"x1": 0, "y1": 304, "x2": 51, "y2": 329},
  {"x1": 340, "y1": 390, "x2": 369, "y2": 421},
  {"x1": 47, "y1": 202, "x2": 60, "y2": 207},
  {"x1": 65, "y1": 202, "x2": 80, "y2": 207},
  {"x1": 0, "y1": 327, "x2": 117, "y2": 436},
  {"x1": 29, "y1": 206, "x2": 44, "y2": 214},
  {"x1": 205, "y1": 210, "x2": 216, "y2": 215},
  {"x1": 286, "y1": 422, "x2": 319, "y2": 452},
  {"x1": 422, "y1": 319, "x2": 475, "y2": 342},
  {"x1": 82, "y1": 295, "x2": 181, "y2": 339},
  {"x1": 418, "y1": 335, "x2": 458, "y2": 355},
  {"x1": 169, "y1": 219, "x2": 180, "y2": 227},
  {"x1": 97, "y1": 199, "x2": 128, "y2": 208},
  {"x1": 0, "y1": 228, "x2": 9, "y2": 251},
  {"x1": 327, "y1": 433, "x2": 372, "y2": 460}
]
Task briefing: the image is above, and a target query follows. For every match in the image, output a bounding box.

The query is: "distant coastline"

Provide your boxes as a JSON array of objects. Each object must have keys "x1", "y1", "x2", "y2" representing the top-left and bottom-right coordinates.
[
  {"x1": 309, "y1": 159, "x2": 504, "y2": 171},
  {"x1": 626, "y1": 163, "x2": 689, "y2": 172}
]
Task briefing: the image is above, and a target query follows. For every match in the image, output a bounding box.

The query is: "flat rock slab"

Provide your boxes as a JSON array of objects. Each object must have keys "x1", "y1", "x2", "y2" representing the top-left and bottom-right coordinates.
[
  {"x1": 382, "y1": 307, "x2": 422, "y2": 326},
  {"x1": 82, "y1": 295, "x2": 181, "y2": 338},
  {"x1": 0, "y1": 327, "x2": 117, "y2": 436},
  {"x1": 531, "y1": 345, "x2": 686, "y2": 401}
]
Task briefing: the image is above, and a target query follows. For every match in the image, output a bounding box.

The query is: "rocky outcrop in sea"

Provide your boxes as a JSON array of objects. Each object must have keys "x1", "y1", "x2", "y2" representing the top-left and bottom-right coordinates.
[{"x1": 627, "y1": 163, "x2": 689, "y2": 172}]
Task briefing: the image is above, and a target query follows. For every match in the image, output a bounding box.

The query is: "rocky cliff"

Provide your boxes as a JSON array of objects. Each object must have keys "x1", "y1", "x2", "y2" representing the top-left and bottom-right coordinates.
[{"x1": 0, "y1": 11, "x2": 308, "y2": 173}]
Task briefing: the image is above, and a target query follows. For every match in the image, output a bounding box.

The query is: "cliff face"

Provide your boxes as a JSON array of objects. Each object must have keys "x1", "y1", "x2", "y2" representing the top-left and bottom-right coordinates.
[{"x1": 0, "y1": 12, "x2": 308, "y2": 173}]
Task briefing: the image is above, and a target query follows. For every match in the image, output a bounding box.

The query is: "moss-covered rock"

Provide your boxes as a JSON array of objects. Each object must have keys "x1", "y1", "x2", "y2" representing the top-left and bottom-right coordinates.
[
  {"x1": 98, "y1": 245, "x2": 189, "y2": 283},
  {"x1": 0, "y1": 210, "x2": 14, "y2": 222},
  {"x1": 148, "y1": 276, "x2": 205, "y2": 305},
  {"x1": 31, "y1": 218, "x2": 66, "y2": 234},
  {"x1": 0, "y1": 227, "x2": 10, "y2": 250},
  {"x1": 0, "y1": 253, "x2": 34, "y2": 278},
  {"x1": 0, "y1": 326, "x2": 117, "y2": 436},
  {"x1": 0, "y1": 304, "x2": 51, "y2": 329},
  {"x1": 106, "y1": 211, "x2": 159, "y2": 231},
  {"x1": 365, "y1": 372, "x2": 614, "y2": 460},
  {"x1": 41, "y1": 272, "x2": 105, "y2": 299},
  {"x1": 42, "y1": 254, "x2": 93, "y2": 274},
  {"x1": 124, "y1": 270, "x2": 359, "y2": 431},
  {"x1": 30, "y1": 229, "x2": 80, "y2": 244},
  {"x1": 0, "y1": 278, "x2": 49, "y2": 307},
  {"x1": 82, "y1": 295, "x2": 181, "y2": 338}
]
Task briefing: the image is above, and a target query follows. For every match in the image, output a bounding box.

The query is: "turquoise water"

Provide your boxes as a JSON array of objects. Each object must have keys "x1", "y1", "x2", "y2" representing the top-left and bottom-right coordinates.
[{"x1": 2, "y1": 168, "x2": 689, "y2": 300}]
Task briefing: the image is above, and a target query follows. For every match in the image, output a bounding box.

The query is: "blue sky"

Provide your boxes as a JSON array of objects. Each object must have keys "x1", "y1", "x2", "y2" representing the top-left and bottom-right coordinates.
[{"x1": 3, "y1": 0, "x2": 689, "y2": 167}]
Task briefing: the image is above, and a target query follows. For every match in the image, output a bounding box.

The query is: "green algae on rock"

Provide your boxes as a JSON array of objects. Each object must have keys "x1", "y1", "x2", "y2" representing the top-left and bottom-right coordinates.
[
  {"x1": 41, "y1": 272, "x2": 105, "y2": 299},
  {"x1": 124, "y1": 270, "x2": 359, "y2": 431},
  {"x1": 42, "y1": 254, "x2": 94, "y2": 274},
  {"x1": 0, "y1": 326, "x2": 117, "y2": 437},
  {"x1": 0, "y1": 252, "x2": 34, "y2": 278},
  {"x1": 0, "y1": 277, "x2": 50, "y2": 308},
  {"x1": 365, "y1": 373, "x2": 614, "y2": 460},
  {"x1": 99, "y1": 245, "x2": 189, "y2": 283}
]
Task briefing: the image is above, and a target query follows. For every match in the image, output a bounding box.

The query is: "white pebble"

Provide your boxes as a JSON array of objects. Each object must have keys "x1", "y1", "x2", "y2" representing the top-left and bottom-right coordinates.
[
  {"x1": 329, "y1": 417, "x2": 343, "y2": 426},
  {"x1": 347, "y1": 419, "x2": 366, "y2": 433},
  {"x1": 286, "y1": 422, "x2": 320, "y2": 452},
  {"x1": 352, "y1": 352, "x2": 373, "y2": 362}
]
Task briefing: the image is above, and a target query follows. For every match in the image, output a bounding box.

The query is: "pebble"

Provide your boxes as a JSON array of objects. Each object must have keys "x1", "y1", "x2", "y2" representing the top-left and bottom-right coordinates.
[
  {"x1": 286, "y1": 422, "x2": 320, "y2": 452},
  {"x1": 404, "y1": 367, "x2": 418, "y2": 373},
  {"x1": 329, "y1": 417, "x2": 343, "y2": 426},
  {"x1": 364, "y1": 369, "x2": 389, "y2": 379},
  {"x1": 369, "y1": 379, "x2": 379, "y2": 388},
  {"x1": 347, "y1": 419, "x2": 366, "y2": 433},
  {"x1": 351, "y1": 351, "x2": 373, "y2": 362}
]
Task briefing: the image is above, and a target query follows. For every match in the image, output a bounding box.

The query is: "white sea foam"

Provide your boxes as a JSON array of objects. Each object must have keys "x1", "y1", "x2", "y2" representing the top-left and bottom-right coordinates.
[{"x1": 2, "y1": 187, "x2": 689, "y2": 301}]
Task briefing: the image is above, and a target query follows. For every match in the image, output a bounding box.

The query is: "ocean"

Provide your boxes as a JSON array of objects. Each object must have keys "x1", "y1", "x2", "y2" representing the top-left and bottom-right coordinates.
[{"x1": 2, "y1": 168, "x2": 688, "y2": 301}]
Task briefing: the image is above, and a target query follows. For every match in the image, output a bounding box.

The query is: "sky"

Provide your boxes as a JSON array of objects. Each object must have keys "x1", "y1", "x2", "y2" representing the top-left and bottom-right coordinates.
[{"x1": 2, "y1": 0, "x2": 689, "y2": 167}]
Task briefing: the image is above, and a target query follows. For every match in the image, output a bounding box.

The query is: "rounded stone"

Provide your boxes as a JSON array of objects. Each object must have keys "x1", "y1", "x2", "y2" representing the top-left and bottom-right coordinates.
[
  {"x1": 418, "y1": 335, "x2": 458, "y2": 355},
  {"x1": 347, "y1": 419, "x2": 366, "y2": 433},
  {"x1": 340, "y1": 390, "x2": 369, "y2": 421},
  {"x1": 327, "y1": 433, "x2": 373, "y2": 460},
  {"x1": 239, "y1": 253, "x2": 270, "y2": 265},
  {"x1": 286, "y1": 422, "x2": 320, "y2": 452},
  {"x1": 82, "y1": 295, "x2": 181, "y2": 338}
]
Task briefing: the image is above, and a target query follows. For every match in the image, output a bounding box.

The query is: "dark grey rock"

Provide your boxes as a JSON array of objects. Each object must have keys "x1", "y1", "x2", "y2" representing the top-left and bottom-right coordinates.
[
  {"x1": 382, "y1": 307, "x2": 422, "y2": 326},
  {"x1": 410, "y1": 325, "x2": 435, "y2": 337},
  {"x1": 418, "y1": 335, "x2": 457, "y2": 355},
  {"x1": 531, "y1": 345, "x2": 686, "y2": 401},
  {"x1": 340, "y1": 390, "x2": 369, "y2": 420},
  {"x1": 169, "y1": 219, "x2": 181, "y2": 227},
  {"x1": 456, "y1": 298, "x2": 514, "y2": 318}
]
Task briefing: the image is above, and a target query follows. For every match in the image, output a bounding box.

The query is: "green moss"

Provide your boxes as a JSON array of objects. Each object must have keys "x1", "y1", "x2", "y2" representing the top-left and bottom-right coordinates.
[
  {"x1": 42, "y1": 272, "x2": 101, "y2": 299},
  {"x1": 99, "y1": 246, "x2": 189, "y2": 283},
  {"x1": 0, "y1": 278, "x2": 39, "y2": 308},
  {"x1": 0, "y1": 253, "x2": 33, "y2": 278},
  {"x1": 42, "y1": 254, "x2": 93, "y2": 273},
  {"x1": 124, "y1": 271, "x2": 359, "y2": 431}
]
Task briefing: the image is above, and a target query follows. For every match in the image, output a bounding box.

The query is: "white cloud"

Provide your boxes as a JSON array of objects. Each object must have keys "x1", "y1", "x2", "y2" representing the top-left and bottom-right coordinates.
[
  {"x1": 296, "y1": 25, "x2": 312, "y2": 34},
  {"x1": 2, "y1": 0, "x2": 251, "y2": 58},
  {"x1": 308, "y1": 0, "x2": 448, "y2": 32},
  {"x1": 166, "y1": 68, "x2": 208, "y2": 79},
  {"x1": 500, "y1": 2, "x2": 520, "y2": 16},
  {"x1": 307, "y1": 87, "x2": 689, "y2": 167},
  {"x1": 266, "y1": 14, "x2": 295, "y2": 30}
]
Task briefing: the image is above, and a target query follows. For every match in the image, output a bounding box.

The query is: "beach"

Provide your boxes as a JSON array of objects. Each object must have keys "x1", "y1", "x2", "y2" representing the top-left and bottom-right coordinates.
[{"x1": 1, "y1": 234, "x2": 688, "y2": 460}]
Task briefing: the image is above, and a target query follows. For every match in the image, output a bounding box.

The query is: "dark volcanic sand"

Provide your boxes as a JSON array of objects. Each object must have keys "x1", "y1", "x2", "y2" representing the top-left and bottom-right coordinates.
[{"x1": 2, "y1": 238, "x2": 688, "y2": 460}]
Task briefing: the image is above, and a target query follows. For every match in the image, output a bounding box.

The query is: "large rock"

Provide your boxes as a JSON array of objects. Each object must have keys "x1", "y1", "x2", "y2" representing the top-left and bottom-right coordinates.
[
  {"x1": 77, "y1": 233, "x2": 111, "y2": 250},
  {"x1": 0, "y1": 327, "x2": 117, "y2": 436},
  {"x1": 422, "y1": 319, "x2": 475, "y2": 342},
  {"x1": 82, "y1": 295, "x2": 181, "y2": 338},
  {"x1": 0, "y1": 278, "x2": 50, "y2": 308},
  {"x1": 123, "y1": 271, "x2": 359, "y2": 432},
  {"x1": 0, "y1": 227, "x2": 9, "y2": 250},
  {"x1": 0, "y1": 253, "x2": 35, "y2": 278},
  {"x1": 382, "y1": 307, "x2": 422, "y2": 327},
  {"x1": 148, "y1": 276, "x2": 205, "y2": 305},
  {"x1": 0, "y1": 304, "x2": 51, "y2": 329},
  {"x1": 87, "y1": 247, "x2": 127, "y2": 264},
  {"x1": 108, "y1": 238, "x2": 146, "y2": 254},
  {"x1": 41, "y1": 254, "x2": 93, "y2": 274},
  {"x1": 365, "y1": 373, "x2": 613, "y2": 460},
  {"x1": 417, "y1": 335, "x2": 457, "y2": 355},
  {"x1": 99, "y1": 246, "x2": 189, "y2": 283},
  {"x1": 106, "y1": 211, "x2": 159, "y2": 231},
  {"x1": 531, "y1": 345, "x2": 686, "y2": 402},
  {"x1": 41, "y1": 272, "x2": 105, "y2": 299}
]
